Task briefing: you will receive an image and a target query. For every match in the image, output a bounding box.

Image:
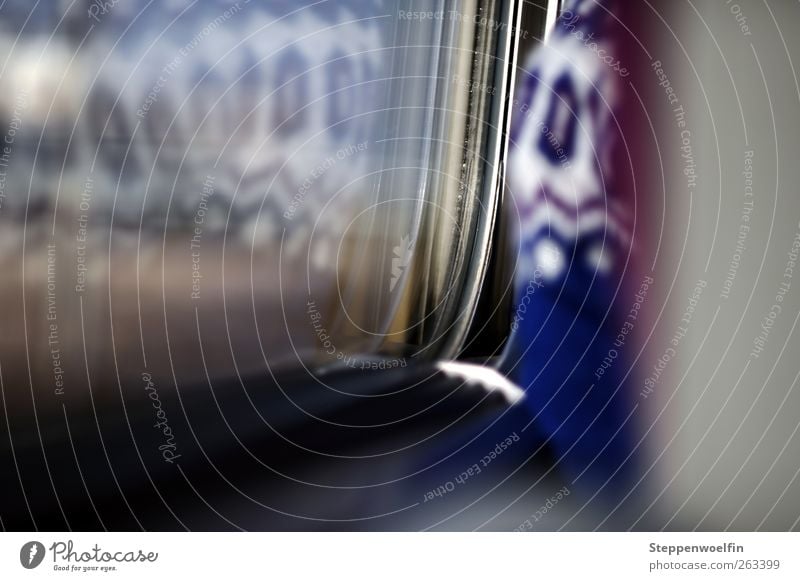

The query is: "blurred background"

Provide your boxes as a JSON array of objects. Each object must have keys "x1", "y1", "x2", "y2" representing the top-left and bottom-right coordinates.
[{"x1": 0, "y1": 0, "x2": 798, "y2": 531}]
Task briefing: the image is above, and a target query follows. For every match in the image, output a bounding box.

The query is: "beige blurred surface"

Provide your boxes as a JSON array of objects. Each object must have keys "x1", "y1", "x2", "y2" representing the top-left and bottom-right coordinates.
[{"x1": 640, "y1": 2, "x2": 800, "y2": 531}]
